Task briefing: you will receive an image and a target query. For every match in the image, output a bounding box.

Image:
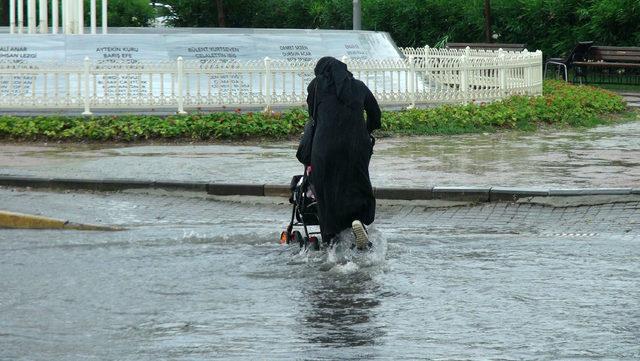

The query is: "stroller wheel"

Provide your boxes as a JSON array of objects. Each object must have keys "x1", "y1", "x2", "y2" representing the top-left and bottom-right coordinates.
[
  {"x1": 308, "y1": 236, "x2": 320, "y2": 251},
  {"x1": 291, "y1": 231, "x2": 304, "y2": 248}
]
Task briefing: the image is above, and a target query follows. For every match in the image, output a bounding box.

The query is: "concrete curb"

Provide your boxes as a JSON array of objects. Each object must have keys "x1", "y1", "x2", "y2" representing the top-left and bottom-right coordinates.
[
  {"x1": 0, "y1": 176, "x2": 639, "y2": 202},
  {"x1": 0, "y1": 210, "x2": 123, "y2": 231}
]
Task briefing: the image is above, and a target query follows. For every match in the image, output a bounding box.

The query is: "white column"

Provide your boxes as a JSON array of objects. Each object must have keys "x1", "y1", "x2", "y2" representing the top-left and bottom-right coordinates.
[
  {"x1": 39, "y1": 0, "x2": 48, "y2": 33},
  {"x1": 52, "y1": 0, "x2": 59, "y2": 34},
  {"x1": 101, "y1": 0, "x2": 107, "y2": 34},
  {"x1": 78, "y1": 0, "x2": 84, "y2": 34},
  {"x1": 18, "y1": 0, "x2": 24, "y2": 33},
  {"x1": 69, "y1": 0, "x2": 76, "y2": 33},
  {"x1": 28, "y1": 0, "x2": 36, "y2": 33},
  {"x1": 62, "y1": 0, "x2": 68, "y2": 33},
  {"x1": 72, "y1": 0, "x2": 78, "y2": 34},
  {"x1": 9, "y1": 0, "x2": 16, "y2": 34},
  {"x1": 90, "y1": 0, "x2": 96, "y2": 34}
]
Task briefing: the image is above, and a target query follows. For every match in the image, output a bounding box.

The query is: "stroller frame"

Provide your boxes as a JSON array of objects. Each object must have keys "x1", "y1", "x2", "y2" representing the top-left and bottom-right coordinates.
[{"x1": 281, "y1": 167, "x2": 323, "y2": 250}]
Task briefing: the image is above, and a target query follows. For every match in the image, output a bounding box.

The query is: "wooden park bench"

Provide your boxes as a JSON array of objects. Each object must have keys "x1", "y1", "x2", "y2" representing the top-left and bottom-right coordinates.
[
  {"x1": 446, "y1": 42, "x2": 527, "y2": 52},
  {"x1": 572, "y1": 46, "x2": 640, "y2": 84}
]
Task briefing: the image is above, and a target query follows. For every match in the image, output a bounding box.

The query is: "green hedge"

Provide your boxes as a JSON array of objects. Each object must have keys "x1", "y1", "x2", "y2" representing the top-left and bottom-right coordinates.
[
  {"x1": 0, "y1": 81, "x2": 627, "y2": 142},
  {"x1": 382, "y1": 81, "x2": 628, "y2": 135}
]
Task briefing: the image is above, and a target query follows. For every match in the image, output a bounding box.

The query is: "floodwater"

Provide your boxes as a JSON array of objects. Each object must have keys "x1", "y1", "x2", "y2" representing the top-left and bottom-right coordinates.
[
  {"x1": 2, "y1": 119, "x2": 640, "y2": 188},
  {"x1": 1, "y1": 225, "x2": 639, "y2": 360}
]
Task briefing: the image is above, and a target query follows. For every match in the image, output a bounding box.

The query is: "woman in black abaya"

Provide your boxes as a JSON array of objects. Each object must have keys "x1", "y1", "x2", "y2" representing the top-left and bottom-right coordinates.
[{"x1": 297, "y1": 56, "x2": 381, "y2": 249}]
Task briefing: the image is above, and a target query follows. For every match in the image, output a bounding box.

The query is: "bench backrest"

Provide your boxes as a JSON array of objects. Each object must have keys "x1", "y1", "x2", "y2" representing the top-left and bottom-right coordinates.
[
  {"x1": 568, "y1": 41, "x2": 594, "y2": 62},
  {"x1": 445, "y1": 42, "x2": 527, "y2": 52},
  {"x1": 589, "y1": 46, "x2": 640, "y2": 63}
]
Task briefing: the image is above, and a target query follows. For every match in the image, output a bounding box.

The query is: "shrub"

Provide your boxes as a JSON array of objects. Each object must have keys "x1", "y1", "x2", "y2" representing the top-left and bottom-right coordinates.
[{"x1": 0, "y1": 81, "x2": 627, "y2": 142}]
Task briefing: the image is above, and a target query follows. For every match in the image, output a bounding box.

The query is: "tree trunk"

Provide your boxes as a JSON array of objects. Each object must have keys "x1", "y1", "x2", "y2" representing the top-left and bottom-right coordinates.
[
  {"x1": 484, "y1": 0, "x2": 492, "y2": 42},
  {"x1": 216, "y1": 0, "x2": 225, "y2": 27}
]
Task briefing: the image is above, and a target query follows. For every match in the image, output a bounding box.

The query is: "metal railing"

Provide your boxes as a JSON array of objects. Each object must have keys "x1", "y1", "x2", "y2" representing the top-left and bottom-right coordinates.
[{"x1": 0, "y1": 47, "x2": 543, "y2": 114}]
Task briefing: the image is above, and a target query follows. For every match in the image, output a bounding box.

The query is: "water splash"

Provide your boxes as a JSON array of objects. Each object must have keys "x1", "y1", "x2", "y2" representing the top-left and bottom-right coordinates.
[{"x1": 281, "y1": 225, "x2": 386, "y2": 275}]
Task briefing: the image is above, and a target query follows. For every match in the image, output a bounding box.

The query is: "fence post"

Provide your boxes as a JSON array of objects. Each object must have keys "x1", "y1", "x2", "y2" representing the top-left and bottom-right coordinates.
[
  {"x1": 460, "y1": 54, "x2": 469, "y2": 103},
  {"x1": 536, "y1": 50, "x2": 543, "y2": 95},
  {"x1": 498, "y1": 49, "x2": 507, "y2": 98},
  {"x1": 408, "y1": 55, "x2": 416, "y2": 108},
  {"x1": 263, "y1": 57, "x2": 272, "y2": 112},
  {"x1": 523, "y1": 49, "x2": 531, "y2": 95},
  {"x1": 176, "y1": 56, "x2": 187, "y2": 114},
  {"x1": 82, "y1": 57, "x2": 93, "y2": 115}
]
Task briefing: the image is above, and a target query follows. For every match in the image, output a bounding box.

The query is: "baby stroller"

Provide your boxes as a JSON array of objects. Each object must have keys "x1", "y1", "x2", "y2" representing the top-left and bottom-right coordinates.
[{"x1": 280, "y1": 166, "x2": 323, "y2": 251}]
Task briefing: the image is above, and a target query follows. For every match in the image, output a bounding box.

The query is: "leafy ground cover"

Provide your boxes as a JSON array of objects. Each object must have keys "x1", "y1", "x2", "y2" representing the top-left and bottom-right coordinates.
[{"x1": 0, "y1": 81, "x2": 630, "y2": 142}]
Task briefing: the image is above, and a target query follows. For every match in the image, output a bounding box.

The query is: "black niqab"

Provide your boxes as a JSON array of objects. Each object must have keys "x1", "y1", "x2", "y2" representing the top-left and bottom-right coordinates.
[
  {"x1": 313, "y1": 56, "x2": 355, "y2": 109},
  {"x1": 299, "y1": 56, "x2": 382, "y2": 239}
]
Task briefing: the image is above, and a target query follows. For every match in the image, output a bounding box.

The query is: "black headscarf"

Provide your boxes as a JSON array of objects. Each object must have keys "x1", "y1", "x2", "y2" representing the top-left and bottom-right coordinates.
[{"x1": 313, "y1": 56, "x2": 355, "y2": 109}]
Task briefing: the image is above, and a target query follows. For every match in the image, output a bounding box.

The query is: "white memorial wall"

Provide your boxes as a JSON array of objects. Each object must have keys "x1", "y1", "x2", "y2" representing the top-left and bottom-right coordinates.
[{"x1": 0, "y1": 29, "x2": 403, "y2": 98}]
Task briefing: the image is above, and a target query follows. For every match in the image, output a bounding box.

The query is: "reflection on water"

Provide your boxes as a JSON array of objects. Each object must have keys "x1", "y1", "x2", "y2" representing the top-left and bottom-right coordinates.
[{"x1": 301, "y1": 272, "x2": 383, "y2": 348}]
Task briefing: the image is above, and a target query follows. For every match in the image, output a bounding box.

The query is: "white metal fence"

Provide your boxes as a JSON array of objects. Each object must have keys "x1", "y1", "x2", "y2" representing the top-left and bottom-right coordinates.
[{"x1": 0, "y1": 46, "x2": 543, "y2": 114}]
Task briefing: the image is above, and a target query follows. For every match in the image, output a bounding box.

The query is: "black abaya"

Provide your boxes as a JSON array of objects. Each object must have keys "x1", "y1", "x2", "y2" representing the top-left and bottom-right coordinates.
[{"x1": 298, "y1": 57, "x2": 381, "y2": 239}]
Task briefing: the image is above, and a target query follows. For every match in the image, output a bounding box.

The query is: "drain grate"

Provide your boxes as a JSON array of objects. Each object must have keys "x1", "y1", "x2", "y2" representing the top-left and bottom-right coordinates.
[{"x1": 545, "y1": 232, "x2": 599, "y2": 237}]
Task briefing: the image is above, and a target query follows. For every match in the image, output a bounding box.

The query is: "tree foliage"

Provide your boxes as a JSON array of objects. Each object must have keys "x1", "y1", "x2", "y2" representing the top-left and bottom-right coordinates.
[
  {"x1": 101, "y1": 0, "x2": 155, "y2": 27},
  {"x1": 157, "y1": 0, "x2": 640, "y2": 58}
]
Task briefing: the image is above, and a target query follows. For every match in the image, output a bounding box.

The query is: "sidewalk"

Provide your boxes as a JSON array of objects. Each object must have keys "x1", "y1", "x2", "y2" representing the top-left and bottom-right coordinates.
[{"x1": 1, "y1": 119, "x2": 639, "y2": 192}]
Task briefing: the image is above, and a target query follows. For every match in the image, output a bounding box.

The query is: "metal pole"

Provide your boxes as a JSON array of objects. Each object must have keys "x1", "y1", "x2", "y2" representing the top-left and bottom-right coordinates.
[
  {"x1": 52, "y1": 0, "x2": 58, "y2": 34},
  {"x1": 9, "y1": 0, "x2": 16, "y2": 34},
  {"x1": 39, "y1": 0, "x2": 48, "y2": 33},
  {"x1": 484, "y1": 0, "x2": 492, "y2": 43},
  {"x1": 90, "y1": 0, "x2": 96, "y2": 34},
  {"x1": 101, "y1": 0, "x2": 107, "y2": 34},
  {"x1": 352, "y1": 0, "x2": 361, "y2": 30}
]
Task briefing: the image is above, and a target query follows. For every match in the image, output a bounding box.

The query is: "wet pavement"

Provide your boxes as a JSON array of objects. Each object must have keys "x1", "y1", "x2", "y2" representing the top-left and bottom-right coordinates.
[
  {"x1": 1, "y1": 119, "x2": 640, "y2": 189},
  {"x1": 1, "y1": 188, "x2": 639, "y2": 360},
  {"x1": 621, "y1": 93, "x2": 640, "y2": 108},
  {"x1": 3, "y1": 120, "x2": 640, "y2": 360}
]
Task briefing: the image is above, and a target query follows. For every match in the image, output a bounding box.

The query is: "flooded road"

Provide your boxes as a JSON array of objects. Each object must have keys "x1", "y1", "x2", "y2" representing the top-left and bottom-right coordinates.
[
  {"x1": 1, "y1": 228, "x2": 638, "y2": 360},
  {"x1": 1, "y1": 119, "x2": 640, "y2": 188},
  {"x1": 1, "y1": 189, "x2": 639, "y2": 360}
]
